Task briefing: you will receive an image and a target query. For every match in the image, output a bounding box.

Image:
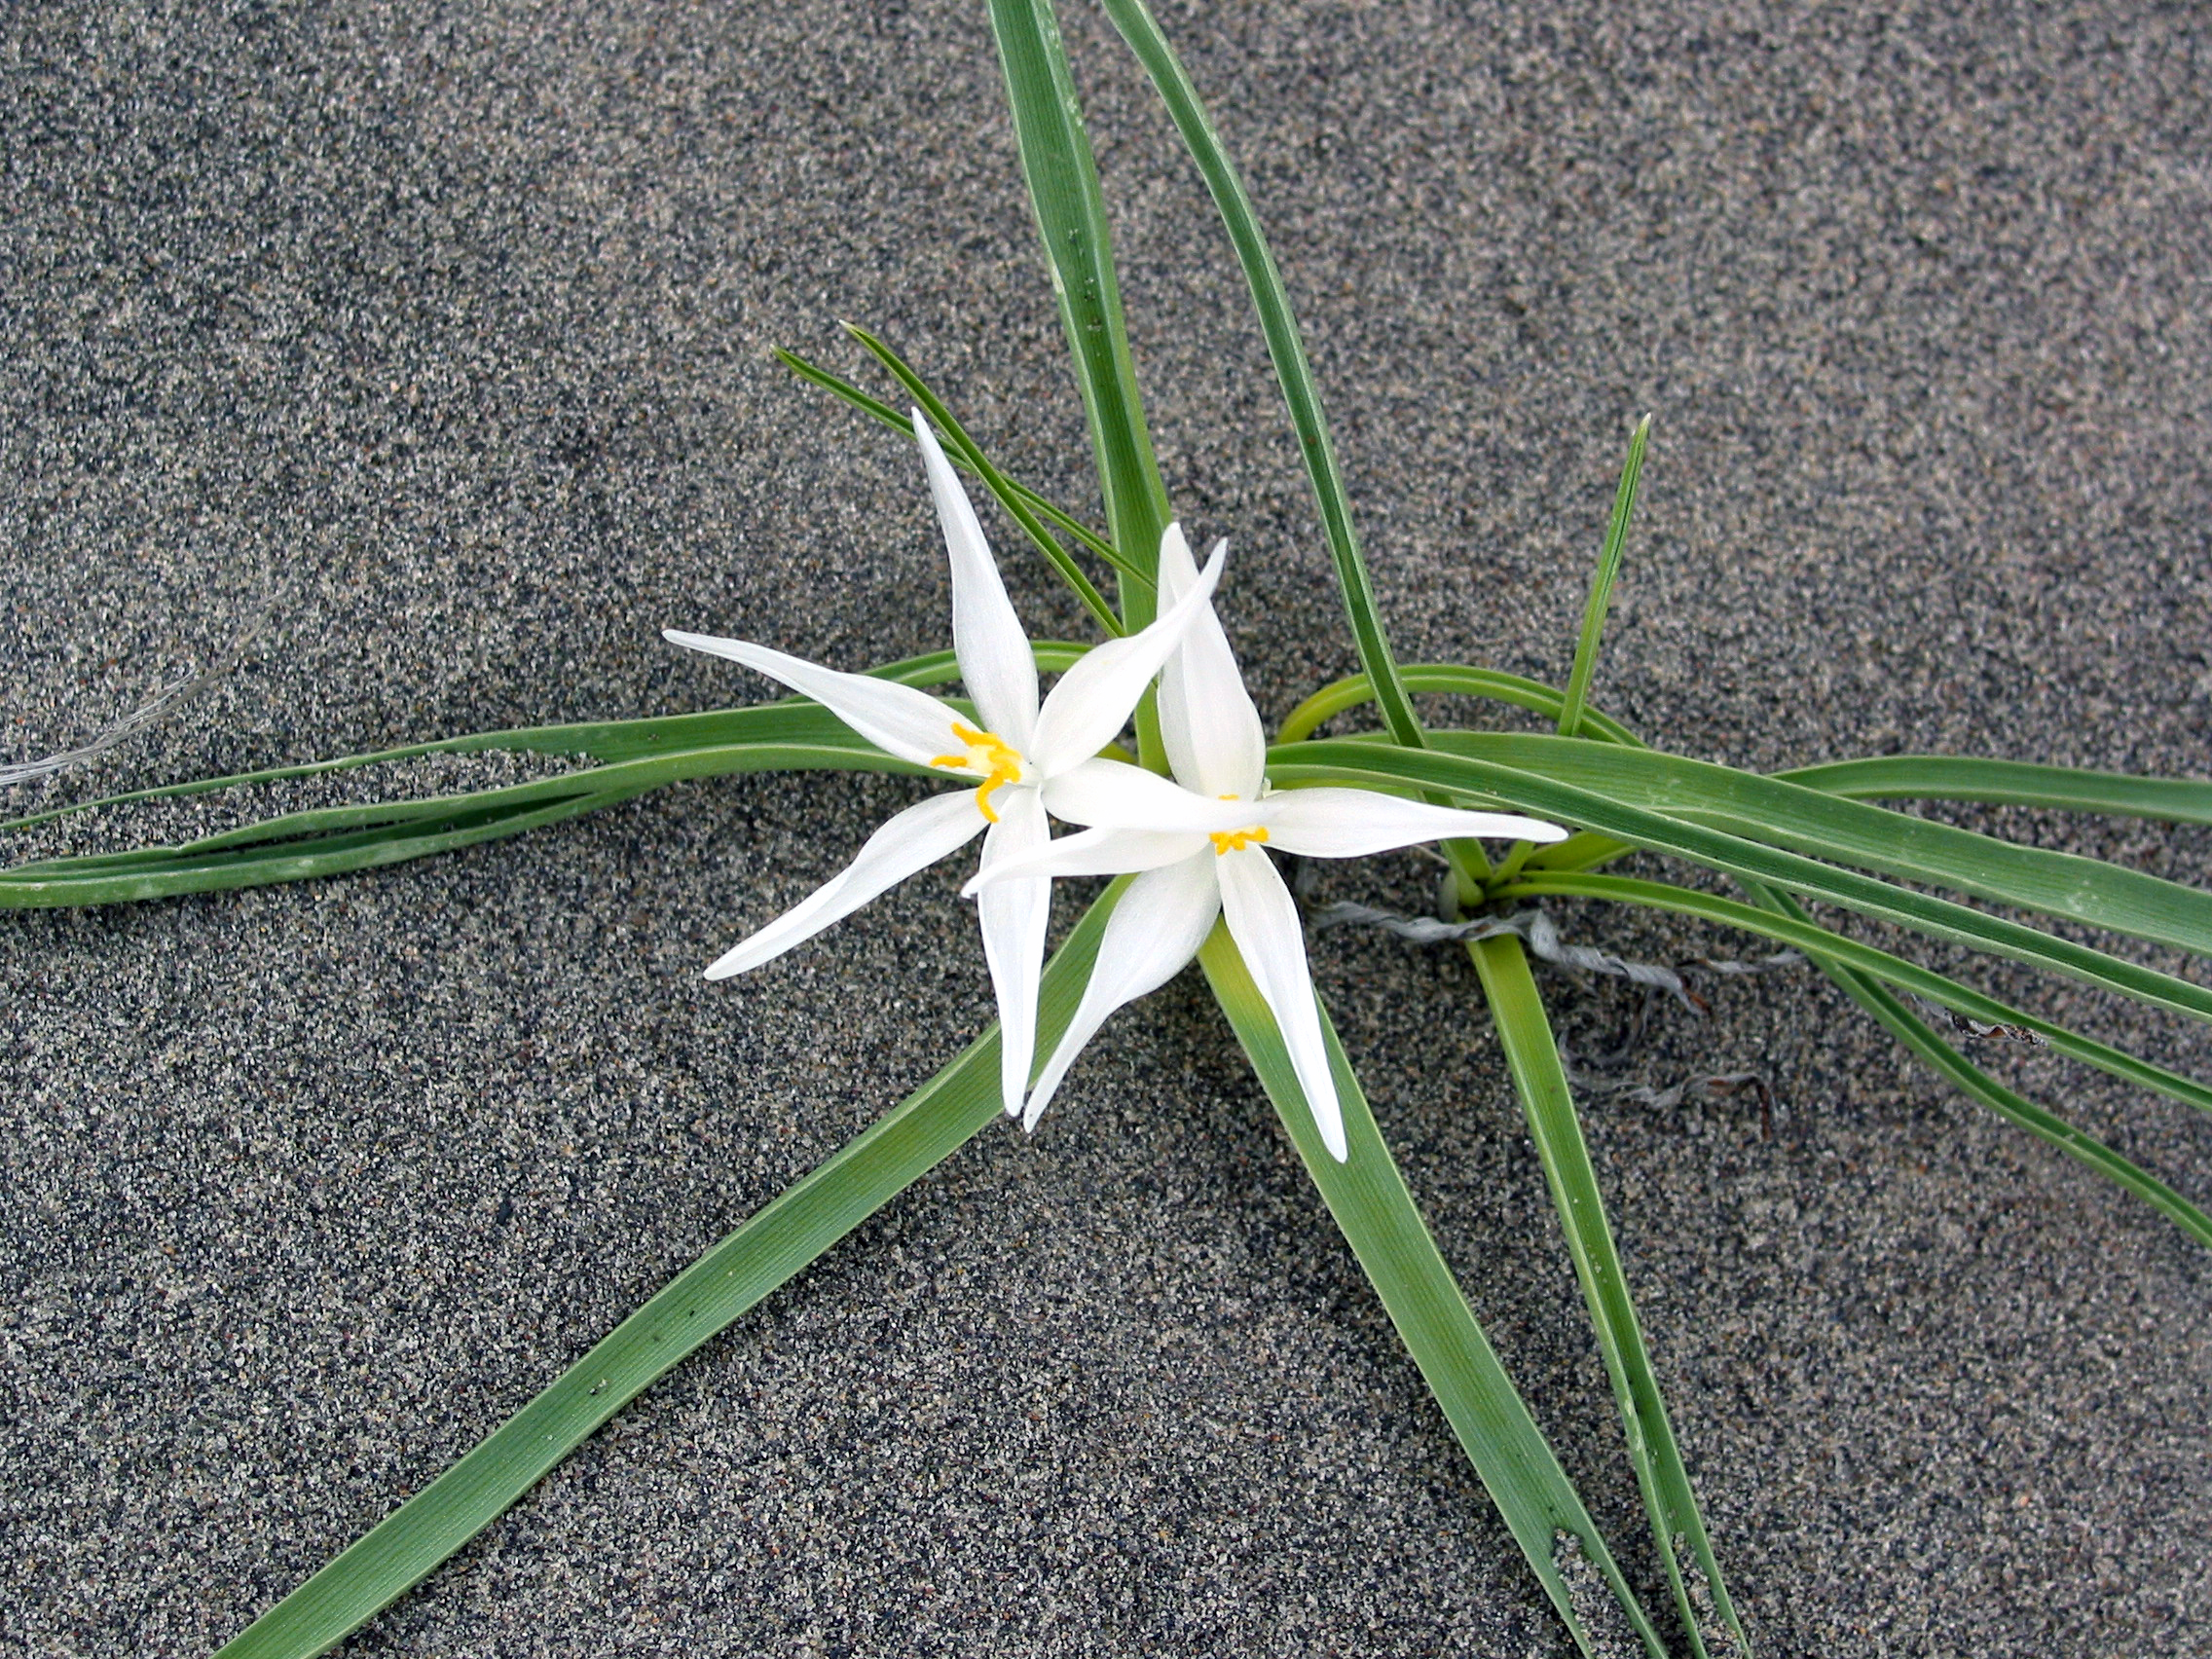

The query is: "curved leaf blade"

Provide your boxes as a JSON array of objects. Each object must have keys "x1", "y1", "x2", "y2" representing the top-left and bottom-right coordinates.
[
  {"x1": 1779, "y1": 755, "x2": 2212, "y2": 824},
  {"x1": 0, "y1": 741, "x2": 915, "y2": 908},
  {"x1": 210, "y1": 886, "x2": 1124, "y2": 1659},
  {"x1": 773, "y1": 347, "x2": 1146, "y2": 587},
  {"x1": 1100, "y1": 0, "x2": 1420, "y2": 748},
  {"x1": 839, "y1": 320, "x2": 1129, "y2": 632},
  {"x1": 1269, "y1": 740, "x2": 2212, "y2": 1026},
  {"x1": 1276, "y1": 665, "x2": 1645, "y2": 750},
  {"x1": 985, "y1": 0, "x2": 1170, "y2": 608},
  {"x1": 1431, "y1": 732, "x2": 2212, "y2": 963},
  {"x1": 1198, "y1": 928, "x2": 1669, "y2": 1659},
  {"x1": 1471, "y1": 932, "x2": 1749, "y2": 1657},
  {"x1": 0, "y1": 643, "x2": 1094, "y2": 841}
]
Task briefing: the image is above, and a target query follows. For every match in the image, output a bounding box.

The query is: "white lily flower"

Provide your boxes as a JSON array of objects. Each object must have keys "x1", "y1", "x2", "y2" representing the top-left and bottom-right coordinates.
[
  {"x1": 968, "y1": 526, "x2": 1567, "y2": 1161},
  {"x1": 665, "y1": 414, "x2": 1226, "y2": 1122}
]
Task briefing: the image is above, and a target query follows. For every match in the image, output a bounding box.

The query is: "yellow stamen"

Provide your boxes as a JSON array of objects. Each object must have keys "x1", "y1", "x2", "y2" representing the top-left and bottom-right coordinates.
[
  {"x1": 929, "y1": 720, "x2": 1025, "y2": 824},
  {"x1": 1210, "y1": 825, "x2": 1270, "y2": 856}
]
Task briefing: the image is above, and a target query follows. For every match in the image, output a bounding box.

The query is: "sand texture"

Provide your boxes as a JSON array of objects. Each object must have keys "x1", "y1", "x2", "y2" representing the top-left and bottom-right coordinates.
[{"x1": 4, "y1": 2, "x2": 2208, "y2": 1654}]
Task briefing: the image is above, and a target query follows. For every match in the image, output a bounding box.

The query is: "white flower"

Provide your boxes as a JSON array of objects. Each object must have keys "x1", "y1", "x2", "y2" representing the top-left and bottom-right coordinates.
[
  {"x1": 968, "y1": 526, "x2": 1566, "y2": 1160},
  {"x1": 664, "y1": 414, "x2": 1225, "y2": 1121}
]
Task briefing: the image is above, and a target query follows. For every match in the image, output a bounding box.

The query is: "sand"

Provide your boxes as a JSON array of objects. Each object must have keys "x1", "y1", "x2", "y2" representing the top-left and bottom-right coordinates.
[{"x1": 4, "y1": 1, "x2": 2207, "y2": 1653}]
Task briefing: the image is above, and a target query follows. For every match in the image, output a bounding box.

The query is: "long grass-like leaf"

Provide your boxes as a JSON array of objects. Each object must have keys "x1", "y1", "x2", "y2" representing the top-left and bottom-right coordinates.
[
  {"x1": 1426, "y1": 732, "x2": 2212, "y2": 963},
  {"x1": 1731, "y1": 881, "x2": 2212, "y2": 1251},
  {"x1": 1556, "y1": 417, "x2": 1651, "y2": 742},
  {"x1": 0, "y1": 740, "x2": 910, "y2": 907},
  {"x1": 772, "y1": 348, "x2": 1147, "y2": 586},
  {"x1": 1198, "y1": 928, "x2": 1668, "y2": 1659},
  {"x1": 1495, "y1": 871, "x2": 2212, "y2": 1128},
  {"x1": 0, "y1": 644, "x2": 1122, "y2": 906},
  {"x1": 839, "y1": 321, "x2": 1128, "y2": 632},
  {"x1": 209, "y1": 885, "x2": 1124, "y2": 1659},
  {"x1": 1470, "y1": 933, "x2": 1748, "y2": 1657},
  {"x1": 984, "y1": 0, "x2": 1171, "y2": 611},
  {"x1": 1100, "y1": 0, "x2": 1421, "y2": 750},
  {"x1": 1276, "y1": 664, "x2": 1645, "y2": 749},
  {"x1": 1779, "y1": 756, "x2": 2212, "y2": 823},
  {"x1": 0, "y1": 644, "x2": 1094, "y2": 840},
  {"x1": 1268, "y1": 740, "x2": 2212, "y2": 1025}
]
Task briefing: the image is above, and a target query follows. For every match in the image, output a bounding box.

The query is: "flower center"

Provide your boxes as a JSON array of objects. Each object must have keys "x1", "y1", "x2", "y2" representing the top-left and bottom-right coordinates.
[
  {"x1": 1207, "y1": 793, "x2": 1268, "y2": 855},
  {"x1": 929, "y1": 720, "x2": 1026, "y2": 823}
]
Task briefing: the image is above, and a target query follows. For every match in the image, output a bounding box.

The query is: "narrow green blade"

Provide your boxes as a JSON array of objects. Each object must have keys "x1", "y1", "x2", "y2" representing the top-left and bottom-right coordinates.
[
  {"x1": 1198, "y1": 928, "x2": 1669, "y2": 1659},
  {"x1": 1497, "y1": 869, "x2": 2212, "y2": 1119},
  {"x1": 1276, "y1": 664, "x2": 1645, "y2": 749},
  {"x1": 840, "y1": 320, "x2": 1128, "y2": 633},
  {"x1": 773, "y1": 347, "x2": 1145, "y2": 585},
  {"x1": 1270, "y1": 740, "x2": 2212, "y2": 1026},
  {"x1": 1779, "y1": 755, "x2": 2212, "y2": 824},
  {"x1": 210, "y1": 885, "x2": 1123, "y2": 1659},
  {"x1": 1100, "y1": 0, "x2": 1421, "y2": 750},
  {"x1": 1470, "y1": 933, "x2": 1749, "y2": 1658},
  {"x1": 1739, "y1": 882, "x2": 2212, "y2": 1251},
  {"x1": 0, "y1": 643, "x2": 1090, "y2": 839},
  {"x1": 1494, "y1": 871, "x2": 2212, "y2": 1244},
  {"x1": 1425, "y1": 732, "x2": 2212, "y2": 962},
  {"x1": 1, "y1": 644, "x2": 1115, "y2": 907},
  {"x1": 1556, "y1": 417, "x2": 1652, "y2": 741},
  {"x1": 0, "y1": 740, "x2": 907, "y2": 907},
  {"x1": 984, "y1": 0, "x2": 1170, "y2": 611}
]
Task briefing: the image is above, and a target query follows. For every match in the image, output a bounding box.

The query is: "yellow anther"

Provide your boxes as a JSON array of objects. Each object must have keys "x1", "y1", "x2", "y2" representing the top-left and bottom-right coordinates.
[
  {"x1": 1209, "y1": 825, "x2": 1270, "y2": 856},
  {"x1": 929, "y1": 720, "x2": 1025, "y2": 824}
]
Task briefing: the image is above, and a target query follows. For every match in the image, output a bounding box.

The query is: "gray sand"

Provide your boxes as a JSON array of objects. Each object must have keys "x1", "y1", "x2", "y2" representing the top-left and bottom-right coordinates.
[{"x1": 4, "y1": 2, "x2": 2207, "y2": 1654}]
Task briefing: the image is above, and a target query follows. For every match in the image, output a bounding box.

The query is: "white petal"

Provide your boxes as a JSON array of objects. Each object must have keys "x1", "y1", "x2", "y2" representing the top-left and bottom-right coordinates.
[
  {"x1": 977, "y1": 787, "x2": 1051, "y2": 1120},
  {"x1": 1258, "y1": 789, "x2": 1567, "y2": 859},
  {"x1": 1021, "y1": 853, "x2": 1222, "y2": 1132},
  {"x1": 703, "y1": 788, "x2": 986, "y2": 977},
  {"x1": 963, "y1": 825, "x2": 1210, "y2": 892},
  {"x1": 1155, "y1": 526, "x2": 1266, "y2": 800},
  {"x1": 1040, "y1": 757, "x2": 1258, "y2": 834},
  {"x1": 664, "y1": 632, "x2": 962, "y2": 769},
  {"x1": 1215, "y1": 846, "x2": 1346, "y2": 1161},
  {"x1": 914, "y1": 414, "x2": 1039, "y2": 750},
  {"x1": 1026, "y1": 538, "x2": 1228, "y2": 775}
]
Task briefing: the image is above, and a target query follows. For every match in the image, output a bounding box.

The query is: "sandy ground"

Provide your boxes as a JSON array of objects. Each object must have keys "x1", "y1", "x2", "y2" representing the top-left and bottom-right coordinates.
[{"x1": 4, "y1": 2, "x2": 2208, "y2": 1654}]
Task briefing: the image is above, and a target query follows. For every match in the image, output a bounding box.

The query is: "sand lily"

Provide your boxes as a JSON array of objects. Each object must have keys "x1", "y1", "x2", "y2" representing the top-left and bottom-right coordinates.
[
  {"x1": 971, "y1": 527, "x2": 1567, "y2": 1160},
  {"x1": 664, "y1": 415, "x2": 1224, "y2": 1120}
]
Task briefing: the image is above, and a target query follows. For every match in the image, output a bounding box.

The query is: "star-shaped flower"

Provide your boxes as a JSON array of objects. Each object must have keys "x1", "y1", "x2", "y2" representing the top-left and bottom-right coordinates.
[
  {"x1": 665, "y1": 415, "x2": 1224, "y2": 1120},
  {"x1": 969, "y1": 526, "x2": 1566, "y2": 1159}
]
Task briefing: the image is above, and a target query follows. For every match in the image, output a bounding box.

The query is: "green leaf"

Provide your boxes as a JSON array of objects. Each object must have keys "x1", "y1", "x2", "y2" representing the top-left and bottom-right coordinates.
[
  {"x1": 1198, "y1": 928, "x2": 1669, "y2": 1659},
  {"x1": 838, "y1": 320, "x2": 1130, "y2": 633},
  {"x1": 774, "y1": 345, "x2": 1145, "y2": 587},
  {"x1": 1, "y1": 644, "x2": 1119, "y2": 907},
  {"x1": 1557, "y1": 416, "x2": 1652, "y2": 742},
  {"x1": 1426, "y1": 732, "x2": 2212, "y2": 964},
  {"x1": 0, "y1": 741, "x2": 907, "y2": 907},
  {"x1": 210, "y1": 884, "x2": 1125, "y2": 1659},
  {"x1": 1737, "y1": 881, "x2": 2212, "y2": 1252},
  {"x1": 1267, "y1": 739, "x2": 2212, "y2": 1025},
  {"x1": 1469, "y1": 932, "x2": 1749, "y2": 1658},
  {"x1": 1778, "y1": 755, "x2": 2212, "y2": 824},
  {"x1": 1494, "y1": 873, "x2": 2212, "y2": 1235},
  {"x1": 1099, "y1": 0, "x2": 1422, "y2": 751},
  {"x1": 1276, "y1": 664, "x2": 1645, "y2": 749},
  {"x1": 0, "y1": 644, "x2": 1088, "y2": 841},
  {"x1": 983, "y1": 0, "x2": 1171, "y2": 614}
]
